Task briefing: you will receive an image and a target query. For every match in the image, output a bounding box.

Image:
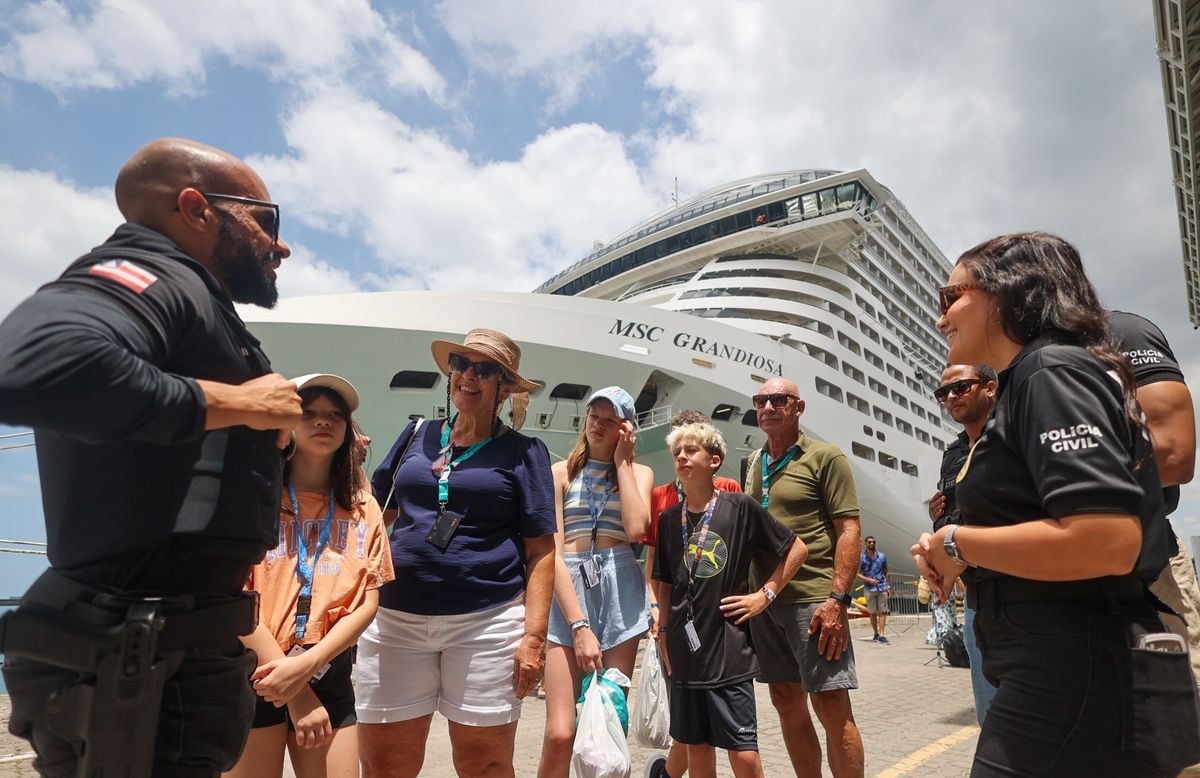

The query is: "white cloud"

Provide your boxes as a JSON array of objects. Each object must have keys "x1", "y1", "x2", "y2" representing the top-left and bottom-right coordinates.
[
  {"x1": 251, "y1": 85, "x2": 657, "y2": 292},
  {"x1": 0, "y1": 165, "x2": 119, "y2": 317},
  {"x1": 0, "y1": 0, "x2": 446, "y2": 100},
  {"x1": 274, "y1": 243, "x2": 366, "y2": 298},
  {"x1": 436, "y1": 0, "x2": 649, "y2": 113}
]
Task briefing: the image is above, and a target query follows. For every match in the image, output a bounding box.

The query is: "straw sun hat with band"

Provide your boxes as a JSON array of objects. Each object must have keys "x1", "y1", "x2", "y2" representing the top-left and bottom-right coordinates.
[{"x1": 430, "y1": 328, "x2": 540, "y2": 429}]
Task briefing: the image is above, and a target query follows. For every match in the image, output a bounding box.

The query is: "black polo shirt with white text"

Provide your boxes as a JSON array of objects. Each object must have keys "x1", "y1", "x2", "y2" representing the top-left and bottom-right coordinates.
[{"x1": 955, "y1": 340, "x2": 1170, "y2": 585}]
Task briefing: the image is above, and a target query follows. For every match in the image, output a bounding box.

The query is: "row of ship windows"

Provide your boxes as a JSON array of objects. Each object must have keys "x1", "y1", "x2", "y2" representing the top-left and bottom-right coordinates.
[
  {"x1": 548, "y1": 181, "x2": 876, "y2": 296},
  {"x1": 861, "y1": 217, "x2": 947, "y2": 303},
  {"x1": 814, "y1": 376, "x2": 948, "y2": 449},
  {"x1": 851, "y1": 440, "x2": 922, "y2": 476},
  {"x1": 847, "y1": 259, "x2": 944, "y2": 360},
  {"x1": 703, "y1": 259, "x2": 944, "y2": 371},
  {"x1": 540, "y1": 171, "x2": 843, "y2": 290},
  {"x1": 677, "y1": 304, "x2": 942, "y2": 419}
]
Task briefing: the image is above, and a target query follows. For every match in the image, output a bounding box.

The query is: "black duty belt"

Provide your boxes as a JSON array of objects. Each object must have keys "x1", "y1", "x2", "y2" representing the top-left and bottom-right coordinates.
[
  {"x1": 969, "y1": 575, "x2": 1146, "y2": 611},
  {"x1": 0, "y1": 568, "x2": 258, "y2": 670}
]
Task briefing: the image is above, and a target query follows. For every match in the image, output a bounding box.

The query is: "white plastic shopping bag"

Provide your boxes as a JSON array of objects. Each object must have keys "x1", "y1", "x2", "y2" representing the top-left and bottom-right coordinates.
[
  {"x1": 630, "y1": 639, "x2": 671, "y2": 748},
  {"x1": 571, "y1": 669, "x2": 631, "y2": 778}
]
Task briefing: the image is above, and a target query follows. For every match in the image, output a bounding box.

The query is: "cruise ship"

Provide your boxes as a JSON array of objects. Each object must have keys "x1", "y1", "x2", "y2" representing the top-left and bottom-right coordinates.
[{"x1": 243, "y1": 169, "x2": 957, "y2": 572}]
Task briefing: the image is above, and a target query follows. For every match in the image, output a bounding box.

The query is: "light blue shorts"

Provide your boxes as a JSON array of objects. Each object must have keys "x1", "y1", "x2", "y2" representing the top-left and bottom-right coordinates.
[{"x1": 547, "y1": 545, "x2": 650, "y2": 650}]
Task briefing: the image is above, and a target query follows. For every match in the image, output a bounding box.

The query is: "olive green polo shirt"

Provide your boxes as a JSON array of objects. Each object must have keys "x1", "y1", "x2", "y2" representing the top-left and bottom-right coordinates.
[{"x1": 747, "y1": 432, "x2": 860, "y2": 603}]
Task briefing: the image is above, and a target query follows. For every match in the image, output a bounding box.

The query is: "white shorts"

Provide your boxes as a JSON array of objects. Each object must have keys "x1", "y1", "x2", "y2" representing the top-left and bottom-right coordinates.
[{"x1": 355, "y1": 598, "x2": 526, "y2": 727}]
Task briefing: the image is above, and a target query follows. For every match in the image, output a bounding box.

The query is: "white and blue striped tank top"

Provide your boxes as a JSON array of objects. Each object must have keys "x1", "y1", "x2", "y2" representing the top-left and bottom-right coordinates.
[{"x1": 563, "y1": 459, "x2": 627, "y2": 544}]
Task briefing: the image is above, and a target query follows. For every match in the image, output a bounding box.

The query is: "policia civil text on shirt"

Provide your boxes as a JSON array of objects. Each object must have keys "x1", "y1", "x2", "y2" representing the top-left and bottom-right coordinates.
[
  {"x1": 0, "y1": 139, "x2": 303, "y2": 778},
  {"x1": 917, "y1": 232, "x2": 1200, "y2": 777}
]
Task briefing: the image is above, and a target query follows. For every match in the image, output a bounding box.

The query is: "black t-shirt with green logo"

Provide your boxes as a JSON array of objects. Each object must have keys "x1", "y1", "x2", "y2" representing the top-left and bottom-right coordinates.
[{"x1": 654, "y1": 491, "x2": 795, "y2": 688}]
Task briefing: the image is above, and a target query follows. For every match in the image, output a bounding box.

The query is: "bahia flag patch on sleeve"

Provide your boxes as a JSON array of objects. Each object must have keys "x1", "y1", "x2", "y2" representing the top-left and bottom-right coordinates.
[{"x1": 87, "y1": 259, "x2": 158, "y2": 293}]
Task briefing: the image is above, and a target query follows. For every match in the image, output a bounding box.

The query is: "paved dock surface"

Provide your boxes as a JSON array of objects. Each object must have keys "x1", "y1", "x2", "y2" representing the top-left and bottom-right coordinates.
[{"x1": 0, "y1": 617, "x2": 980, "y2": 776}]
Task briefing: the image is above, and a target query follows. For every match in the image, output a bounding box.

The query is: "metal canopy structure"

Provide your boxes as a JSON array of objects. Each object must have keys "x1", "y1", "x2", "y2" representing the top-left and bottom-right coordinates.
[{"x1": 1154, "y1": 0, "x2": 1200, "y2": 326}]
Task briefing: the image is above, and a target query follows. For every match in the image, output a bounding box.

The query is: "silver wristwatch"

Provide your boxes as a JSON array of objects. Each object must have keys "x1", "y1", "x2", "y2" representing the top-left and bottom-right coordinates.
[{"x1": 944, "y1": 525, "x2": 973, "y2": 567}]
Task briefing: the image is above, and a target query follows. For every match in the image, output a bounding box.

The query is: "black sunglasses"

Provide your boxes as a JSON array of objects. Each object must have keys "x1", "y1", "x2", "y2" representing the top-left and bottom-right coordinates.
[
  {"x1": 203, "y1": 192, "x2": 280, "y2": 246},
  {"x1": 751, "y1": 392, "x2": 799, "y2": 410},
  {"x1": 938, "y1": 282, "x2": 984, "y2": 316},
  {"x1": 933, "y1": 378, "x2": 984, "y2": 402},
  {"x1": 448, "y1": 353, "x2": 506, "y2": 381}
]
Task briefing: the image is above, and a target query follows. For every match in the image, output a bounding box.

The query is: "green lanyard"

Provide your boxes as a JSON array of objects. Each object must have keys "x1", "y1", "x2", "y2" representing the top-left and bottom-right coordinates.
[
  {"x1": 760, "y1": 445, "x2": 799, "y2": 510},
  {"x1": 436, "y1": 414, "x2": 502, "y2": 505}
]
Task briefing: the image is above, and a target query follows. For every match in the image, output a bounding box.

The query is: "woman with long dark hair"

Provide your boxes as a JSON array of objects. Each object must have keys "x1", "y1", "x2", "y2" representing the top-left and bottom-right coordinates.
[
  {"x1": 538, "y1": 386, "x2": 653, "y2": 777},
  {"x1": 228, "y1": 374, "x2": 394, "y2": 778},
  {"x1": 913, "y1": 232, "x2": 1199, "y2": 776}
]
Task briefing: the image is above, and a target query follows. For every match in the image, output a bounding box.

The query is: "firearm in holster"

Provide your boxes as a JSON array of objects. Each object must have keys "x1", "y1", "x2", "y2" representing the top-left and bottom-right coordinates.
[{"x1": 0, "y1": 569, "x2": 257, "y2": 778}]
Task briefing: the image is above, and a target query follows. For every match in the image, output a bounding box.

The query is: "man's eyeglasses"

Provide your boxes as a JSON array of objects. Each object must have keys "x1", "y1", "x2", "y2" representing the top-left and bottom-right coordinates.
[
  {"x1": 203, "y1": 192, "x2": 280, "y2": 246},
  {"x1": 448, "y1": 353, "x2": 507, "y2": 381},
  {"x1": 933, "y1": 378, "x2": 983, "y2": 402},
  {"x1": 751, "y1": 393, "x2": 799, "y2": 410},
  {"x1": 938, "y1": 282, "x2": 984, "y2": 316}
]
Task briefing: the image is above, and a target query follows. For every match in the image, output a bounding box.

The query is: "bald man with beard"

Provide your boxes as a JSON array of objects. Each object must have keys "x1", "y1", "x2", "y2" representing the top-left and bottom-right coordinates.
[{"x1": 0, "y1": 138, "x2": 302, "y2": 777}]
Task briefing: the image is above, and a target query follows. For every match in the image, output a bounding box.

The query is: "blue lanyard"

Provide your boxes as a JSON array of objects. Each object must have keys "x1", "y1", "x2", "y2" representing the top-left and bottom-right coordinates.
[
  {"x1": 673, "y1": 479, "x2": 685, "y2": 504},
  {"x1": 437, "y1": 414, "x2": 501, "y2": 506},
  {"x1": 289, "y1": 483, "x2": 335, "y2": 642},
  {"x1": 582, "y1": 465, "x2": 614, "y2": 551},
  {"x1": 681, "y1": 490, "x2": 720, "y2": 618},
  {"x1": 760, "y1": 445, "x2": 799, "y2": 510}
]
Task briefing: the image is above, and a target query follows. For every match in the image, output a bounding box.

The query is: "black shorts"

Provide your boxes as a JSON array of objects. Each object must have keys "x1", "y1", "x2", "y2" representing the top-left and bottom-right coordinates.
[
  {"x1": 669, "y1": 679, "x2": 758, "y2": 751},
  {"x1": 252, "y1": 648, "x2": 357, "y2": 731}
]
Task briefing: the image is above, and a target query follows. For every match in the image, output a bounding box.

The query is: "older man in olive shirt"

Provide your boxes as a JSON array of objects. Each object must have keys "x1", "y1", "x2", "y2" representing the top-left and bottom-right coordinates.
[{"x1": 746, "y1": 377, "x2": 864, "y2": 778}]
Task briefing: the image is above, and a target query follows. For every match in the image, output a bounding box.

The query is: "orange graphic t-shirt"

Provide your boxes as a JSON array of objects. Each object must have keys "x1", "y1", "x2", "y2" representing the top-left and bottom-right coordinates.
[{"x1": 249, "y1": 489, "x2": 395, "y2": 651}]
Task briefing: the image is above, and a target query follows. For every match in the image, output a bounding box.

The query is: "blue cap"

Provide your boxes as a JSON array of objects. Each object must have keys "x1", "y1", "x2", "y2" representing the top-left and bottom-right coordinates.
[{"x1": 586, "y1": 386, "x2": 637, "y2": 426}]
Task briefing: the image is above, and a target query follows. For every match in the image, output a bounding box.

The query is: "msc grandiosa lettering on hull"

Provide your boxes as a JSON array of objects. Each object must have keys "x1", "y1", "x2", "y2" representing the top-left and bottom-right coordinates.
[
  {"x1": 608, "y1": 319, "x2": 783, "y2": 376},
  {"x1": 1038, "y1": 424, "x2": 1103, "y2": 453}
]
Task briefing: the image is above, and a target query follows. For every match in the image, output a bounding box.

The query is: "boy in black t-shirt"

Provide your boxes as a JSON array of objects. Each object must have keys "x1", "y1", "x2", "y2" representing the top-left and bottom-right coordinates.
[{"x1": 653, "y1": 422, "x2": 808, "y2": 777}]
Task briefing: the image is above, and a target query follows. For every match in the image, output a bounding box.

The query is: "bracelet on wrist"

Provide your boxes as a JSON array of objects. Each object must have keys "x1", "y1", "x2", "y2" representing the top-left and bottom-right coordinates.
[
  {"x1": 569, "y1": 618, "x2": 590, "y2": 632},
  {"x1": 760, "y1": 586, "x2": 776, "y2": 602}
]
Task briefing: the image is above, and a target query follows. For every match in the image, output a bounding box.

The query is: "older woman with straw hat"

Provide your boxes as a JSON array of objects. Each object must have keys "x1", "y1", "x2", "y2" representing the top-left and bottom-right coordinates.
[{"x1": 356, "y1": 328, "x2": 556, "y2": 778}]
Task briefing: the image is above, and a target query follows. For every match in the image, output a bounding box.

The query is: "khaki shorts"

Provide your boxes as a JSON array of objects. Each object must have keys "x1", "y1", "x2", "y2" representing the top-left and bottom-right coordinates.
[
  {"x1": 865, "y1": 590, "x2": 889, "y2": 615},
  {"x1": 749, "y1": 600, "x2": 858, "y2": 691}
]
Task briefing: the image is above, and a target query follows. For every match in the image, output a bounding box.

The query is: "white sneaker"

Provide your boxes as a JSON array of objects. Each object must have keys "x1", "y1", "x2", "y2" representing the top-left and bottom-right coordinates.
[{"x1": 644, "y1": 753, "x2": 669, "y2": 778}]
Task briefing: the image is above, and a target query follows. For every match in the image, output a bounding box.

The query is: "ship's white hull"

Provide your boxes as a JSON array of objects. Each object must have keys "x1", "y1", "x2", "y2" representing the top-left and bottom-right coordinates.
[{"x1": 244, "y1": 290, "x2": 939, "y2": 574}]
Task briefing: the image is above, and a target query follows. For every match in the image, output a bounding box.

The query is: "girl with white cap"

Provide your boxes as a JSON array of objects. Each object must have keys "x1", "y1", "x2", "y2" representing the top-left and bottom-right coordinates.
[
  {"x1": 538, "y1": 386, "x2": 654, "y2": 777},
  {"x1": 227, "y1": 374, "x2": 394, "y2": 778}
]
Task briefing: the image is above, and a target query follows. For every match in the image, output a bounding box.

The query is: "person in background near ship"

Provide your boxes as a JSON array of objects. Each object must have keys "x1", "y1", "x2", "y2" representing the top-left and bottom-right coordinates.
[
  {"x1": 357, "y1": 329, "x2": 556, "y2": 778},
  {"x1": 915, "y1": 232, "x2": 1200, "y2": 776},
  {"x1": 744, "y1": 378, "x2": 865, "y2": 778},
  {"x1": 927, "y1": 363, "x2": 998, "y2": 724},
  {"x1": 1108, "y1": 309, "x2": 1200, "y2": 777},
  {"x1": 654, "y1": 421, "x2": 809, "y2": 778},
  {"x1": 227, "y1": 375, "x2": 393, "y2": 778},
  {"x1": 0, "y1": 138, "x2": 302, "y2": 777},
  {"x1": 643, "y1": 409, "x2": 743, "y2": 778},
  {"x1": 855, "y1": 537, "x2": 889, "y2": 644},
  {"x1": 538, "y1": 386, "x2": 654, "y2": 777}
]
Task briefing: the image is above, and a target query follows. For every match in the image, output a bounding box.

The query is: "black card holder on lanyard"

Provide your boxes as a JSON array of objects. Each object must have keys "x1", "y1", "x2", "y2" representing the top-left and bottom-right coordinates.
[{"x1": 426, "y1": 506, "x2": 462, "y2": 551}]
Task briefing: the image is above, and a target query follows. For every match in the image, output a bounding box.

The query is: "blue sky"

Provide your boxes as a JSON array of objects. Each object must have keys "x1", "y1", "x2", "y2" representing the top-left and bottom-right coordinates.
[{"x1": 2, "y1": 0, "x2": 1199, "y2": 596}]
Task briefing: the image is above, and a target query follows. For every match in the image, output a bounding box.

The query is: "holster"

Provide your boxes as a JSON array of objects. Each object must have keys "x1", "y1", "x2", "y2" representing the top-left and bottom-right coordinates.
[{"x1": 0, "y1": 569, "x2": 257, "y2": 778}]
